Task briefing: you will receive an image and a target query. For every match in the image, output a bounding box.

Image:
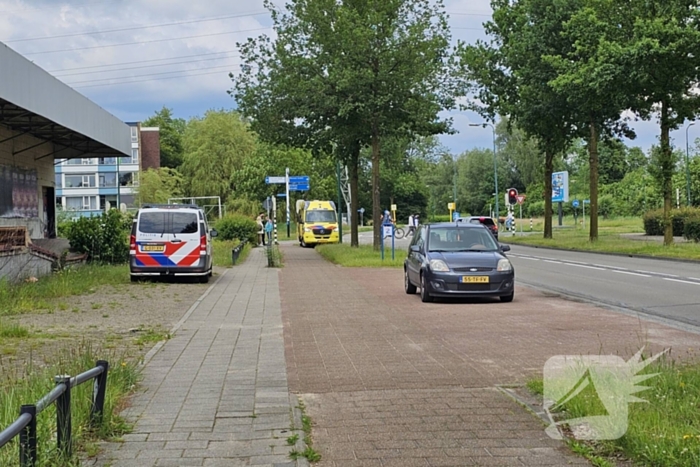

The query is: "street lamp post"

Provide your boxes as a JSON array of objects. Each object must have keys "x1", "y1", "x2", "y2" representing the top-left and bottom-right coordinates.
[
  {"x1": 469, "y1": 123, "x2": 498, "y2": 221},
  {"x1": 685, "y1": 122, "x2": 695, "y2": 206}
]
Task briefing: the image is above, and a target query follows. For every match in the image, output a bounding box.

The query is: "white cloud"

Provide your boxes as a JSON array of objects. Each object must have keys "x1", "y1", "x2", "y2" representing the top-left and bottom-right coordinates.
[{"x1": 1, "y1": 0, "x2": 695, "y2": 156}]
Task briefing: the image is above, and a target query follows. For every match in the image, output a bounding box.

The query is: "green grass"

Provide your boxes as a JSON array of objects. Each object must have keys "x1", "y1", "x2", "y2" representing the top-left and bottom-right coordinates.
[
  {"x1": 212, "y1": 239, "x2": 252, "y2": 267},
  {"x1": 0, "y1": 321, "x2": 30, "y2": 338},
  {"x1": 0, "y1": 342, "x2": 139, "y2": 467},
  {"x1": 0, "y1": 264, "x2": 129, "y2": 316},
  {"x1": 528, "y1": 359, "x2": 700, "y2": 467},
  {"x1": 504, "y1": 216, "x2": 700, "y2": 260},
  {"x1": 265, "y1": 244, "x2": 284, "y2": 267},
  {"x1": 131, "y1": 327, "x2": 171, "y2": 348},
  {"x1": 289, "y1": 399, "x2": 322, "y2": 463},
  {"x1": 316, "y1": 243, "x2": 405, "y2": 268}
]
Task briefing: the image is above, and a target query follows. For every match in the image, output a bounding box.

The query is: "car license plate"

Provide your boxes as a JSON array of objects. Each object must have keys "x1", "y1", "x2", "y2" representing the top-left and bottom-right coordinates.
[
  {"x1": 142, "y1": 244, "x2": 165, "y2": 252},
  {"x1": 461, "y1": 276, "x2": 489, "y2": 283}
]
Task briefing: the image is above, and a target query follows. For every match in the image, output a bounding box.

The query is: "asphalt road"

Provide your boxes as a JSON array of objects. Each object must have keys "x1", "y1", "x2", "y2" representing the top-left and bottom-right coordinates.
[
  {"x1": 345, "y1": 230, "x2": 700, "y2": 332},
  {"x1": 507, "y1": 244, "x2": 700, "y2": 331}
]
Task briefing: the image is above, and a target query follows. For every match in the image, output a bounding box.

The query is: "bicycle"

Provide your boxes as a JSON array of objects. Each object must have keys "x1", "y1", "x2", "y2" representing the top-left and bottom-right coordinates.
[{"x1": 394, "y1": 226, "x2": 405, "y2": 239}]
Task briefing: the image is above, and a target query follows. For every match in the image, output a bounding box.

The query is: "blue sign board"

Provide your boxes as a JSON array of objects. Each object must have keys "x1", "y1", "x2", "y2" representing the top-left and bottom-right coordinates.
[
  {"x1": 453, "y1": 211, "x2": 460, "y2": 221},
  {"x1": 289, "y1": 176, "x2": 309, "y2": 184},
  {"x1": 552, "y1": 171, "x2": 569, "y2": 203},
  {"x1": 572, "y1": 199, "x2": 579, "y2": 208},
  {"x1": 359, "y1": 207, "x2": 365, "y2": 213},
  {"x1": 289, "y1": 183, "x2": 309, "y2": 191},
  {"x1": 583, "y1": 199, "x2": 590, "y2": 204}
]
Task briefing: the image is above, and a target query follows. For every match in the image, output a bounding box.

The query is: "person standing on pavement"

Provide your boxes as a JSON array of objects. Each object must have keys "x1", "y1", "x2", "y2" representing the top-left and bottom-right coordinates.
[
  {"x1": 265, "y1": 215, "x2": 274, "y2": 245},
  {"x1": 408, "y1": 214, "x2": 415, "y2": 235},
  {"x1": 256, "y1": 213, "x2": 265, "y2": 246}
]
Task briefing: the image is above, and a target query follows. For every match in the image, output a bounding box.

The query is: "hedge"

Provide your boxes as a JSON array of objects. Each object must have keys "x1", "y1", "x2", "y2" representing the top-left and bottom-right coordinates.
[
  {"x1": 214, "y1": 214, "x2": 259, "y2": 244},
  {"x1": 643, "y1": 207, "x2": 700, "y2": 236},
  {"x1": 683, "y1": 216, "x2": 700, "y2": 242}
]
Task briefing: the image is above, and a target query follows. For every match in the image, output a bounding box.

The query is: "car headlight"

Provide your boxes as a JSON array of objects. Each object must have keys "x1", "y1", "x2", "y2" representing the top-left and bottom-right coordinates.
[
  {"x1": 429, "y1": 259, "x2": 450, "y2": 272},
  {"x1": 304, "y1": 228, "x2": 312, "y2": 233},
  {"x1": 497, "y1": 259, "x2": 512, "y2": 272}
]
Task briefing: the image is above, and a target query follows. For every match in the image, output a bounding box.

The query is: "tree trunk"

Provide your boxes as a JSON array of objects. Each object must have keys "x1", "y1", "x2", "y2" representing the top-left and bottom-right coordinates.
[
  {"x1": 544, "y1": 147, "x2": 553, "y2": 239},
  {"x1": 349, "y1": 143, "x2": 360, "y2": 247},
  {"x1": 589, "y1": 121, "x2": 599, "y2": 242},
  {"x1": 660, "y1": 100, "x2": 673, "y2": 246},
  {"x1": 371, "y1": 130, "x2": 382, "y2": 250}
]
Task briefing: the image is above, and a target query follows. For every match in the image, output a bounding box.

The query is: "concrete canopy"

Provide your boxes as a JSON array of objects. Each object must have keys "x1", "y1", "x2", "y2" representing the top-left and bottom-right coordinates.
[{"x1": 0, "y1": 42, "x2": 130, "y2": 160}]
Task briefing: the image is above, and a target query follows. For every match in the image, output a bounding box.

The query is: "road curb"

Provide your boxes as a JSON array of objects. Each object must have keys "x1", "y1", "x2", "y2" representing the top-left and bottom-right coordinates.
[{"x1": 500, "y1": 240, "x2": 700, "y2": 265}]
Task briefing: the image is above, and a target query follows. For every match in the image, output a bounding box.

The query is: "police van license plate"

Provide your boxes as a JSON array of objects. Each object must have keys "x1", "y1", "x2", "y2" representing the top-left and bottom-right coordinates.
[{"x1": 142, "y1": 244, "x2": 165, "y2": 252}]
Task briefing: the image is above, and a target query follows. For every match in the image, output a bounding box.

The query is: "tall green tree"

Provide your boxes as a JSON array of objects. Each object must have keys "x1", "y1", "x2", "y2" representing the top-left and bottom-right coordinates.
[
  {"x1": 136, "y1": 167, "x2": 184, "y2": 205},
  {"x1": 232, "y1": 0, "x2": 459, "y2": 249},
  {"x1": 142, "y1": 106, "x2": 186, "y2": 169},
  {"x1": 459, "y1": 0, "x2": 578, "y2": 238},
  {"x1": 544, "y1": 0, "x2": 636, "y2": 241},
  {"x1": 617, "y1": 0, "x2": 700, "y2": 244},
  {"x1": 180, "y1": 110, "x2": 255, "y2": 203}
]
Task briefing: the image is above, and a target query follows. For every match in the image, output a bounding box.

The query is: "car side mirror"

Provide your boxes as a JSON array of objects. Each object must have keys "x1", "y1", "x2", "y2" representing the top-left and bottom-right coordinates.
[
  {"x1": 410, "y1": 245, "x2": 420, "y2": 253},
  {"x1": 210, "y1": 229, "x2": 218, "y2": 238},
  {"x1": 500, "y1": 244, "x2": 510, "y2": 252}
]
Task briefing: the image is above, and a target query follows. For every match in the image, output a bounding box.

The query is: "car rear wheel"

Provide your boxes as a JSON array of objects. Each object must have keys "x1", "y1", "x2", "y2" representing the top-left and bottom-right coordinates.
[
  {"x1": 404, "y1": 269, "x2": 417, "y2": 294},
  {"x1": 420, "y1": 273, "x2": 433, "y2": 302},
  {"x1": 500, "y1": 292, "x2": 514, "y2": 303}
]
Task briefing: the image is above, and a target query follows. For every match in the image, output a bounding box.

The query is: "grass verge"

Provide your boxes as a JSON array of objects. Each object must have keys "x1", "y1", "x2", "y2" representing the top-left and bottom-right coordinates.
[
  {"x1": 527, "y1": 358, "x2": 700, "y2": 467},
  {"x1": 504, "y1": 216, "x2": 700, "y2": 261},
  {"x1": 265, "y1": 244, "x2": 283, "y2": 268},
  {"x1": 0, "y1": 264, "x2": 129, "y2": 316},
  {"x1": 316, "y1": 243, "x2": 405, "y2": 268},
  {"x1": 212, "y1": 239, "x2": 252, "y2": 268},
  {"x1": 0, "y1": 342, "x2": 139, "y2": 466}
]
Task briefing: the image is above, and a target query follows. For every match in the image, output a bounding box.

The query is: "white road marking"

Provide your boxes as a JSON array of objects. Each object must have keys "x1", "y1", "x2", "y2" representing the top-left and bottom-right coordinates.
[
  {"x1": 544, "y1": 260, "x2": 562, "y2": 264},
  {"x1": 613, "y1": 270, "x2": 651, "y2": 278},
  {"x1": 568, "y1": 263, "x2": 605, "y2": 271},
  {"x1": 664, "y1": 278, "x2": 700, "y2": 286}
]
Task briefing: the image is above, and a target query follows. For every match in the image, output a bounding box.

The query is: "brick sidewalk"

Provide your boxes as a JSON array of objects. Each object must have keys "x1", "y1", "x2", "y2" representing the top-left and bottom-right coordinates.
[
  {"x1": 91, "y1": 248, "x2": 305, "y2": 467},
  {"x1": 279, "y1": 243, "x2": 698, "y2": 466}
]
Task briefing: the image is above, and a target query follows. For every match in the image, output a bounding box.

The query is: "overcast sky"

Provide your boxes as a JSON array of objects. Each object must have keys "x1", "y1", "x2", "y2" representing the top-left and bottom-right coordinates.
[{"x1": 1, "y1": 0, "x2": 697, "y2": 156}]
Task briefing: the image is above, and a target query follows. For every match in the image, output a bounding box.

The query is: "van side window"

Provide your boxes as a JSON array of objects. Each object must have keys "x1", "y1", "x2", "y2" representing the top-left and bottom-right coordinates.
[{"x1": 172, "y1": 213, "x2": 199, "y2": 234}]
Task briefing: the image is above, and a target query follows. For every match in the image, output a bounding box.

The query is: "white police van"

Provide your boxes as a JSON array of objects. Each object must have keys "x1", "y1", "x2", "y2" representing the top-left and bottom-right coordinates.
[{"x1": 129, "y1": 204, "x2": 217, "y2": 282}]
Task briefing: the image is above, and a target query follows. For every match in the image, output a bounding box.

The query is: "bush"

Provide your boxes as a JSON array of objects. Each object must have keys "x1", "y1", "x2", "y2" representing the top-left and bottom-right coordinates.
[
  {"x1": 683, "y1": 216, "x2": 700, "y2": 242},
  {"x1": 63, "y1": 210, "x2": 131, "y2": 263},
  {"x1": 598, "y1": 194, "x2": 616, "y2": 219},
  {"x1": 215, "y1": 214, "x2": 258, "y2": 243},
  {"x1": 643, "y1": 207, "x2": 700, "y2": 236},
  {"x1": 526, "y1": 201, "x2": 545, "y2": 217}
]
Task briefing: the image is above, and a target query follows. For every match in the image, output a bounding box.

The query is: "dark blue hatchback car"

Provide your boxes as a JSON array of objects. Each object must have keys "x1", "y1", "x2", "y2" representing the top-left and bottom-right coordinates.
[{"x1": 404, "y1": 222, "x2": 515, "y2": 303}]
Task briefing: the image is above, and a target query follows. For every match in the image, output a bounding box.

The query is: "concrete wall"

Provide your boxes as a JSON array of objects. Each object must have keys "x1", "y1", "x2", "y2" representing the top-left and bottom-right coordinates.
[
  {"x1": 0, "y1": 124, "x2": 55, "y2": 239},
  {"x1": 0, "y1": 250, "x2": 53, "y2": 283}
]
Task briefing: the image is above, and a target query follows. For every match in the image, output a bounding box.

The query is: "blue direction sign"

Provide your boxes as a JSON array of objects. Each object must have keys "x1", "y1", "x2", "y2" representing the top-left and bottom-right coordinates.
[
  {"x1": 572, "y1": 199, "x2": 579, "y2": 208},
  {"x1": 265, "y1": 176, "x2": 285, "y2": 184},
  {"x1": 289, "y1": 175, "x2": 309, "y2": 184},
  {"x1": 289, "y1": 184, "x2": 309, "y2": 191}
]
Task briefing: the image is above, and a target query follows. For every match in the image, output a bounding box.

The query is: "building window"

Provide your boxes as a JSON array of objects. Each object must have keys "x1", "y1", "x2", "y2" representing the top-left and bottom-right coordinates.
[
  {"x1": 99, "y1": 173, "x2": 117, "y2": 187},
  {"x1": 130, "y1": 126, "x2": 138, "y2": 142},
  {"x1": 66, "y1": 196, "x2": 97, "y2": 210},
  {"x1": 66, "y1": 158, "x2": 82, "y2": 165},
  {"x1": 55, "y1": 174, "x2": 62, "y2": 188},
  {"x1": 132, "y1": 171, "x2": 139, "y2": 187},
  {"x1": 64, "y1": 174, "x2": 96, "y2": 188},
  {"x1": 119, "y1": 172, "x2": 133, "y2": 186},
  {"x1": 99, "y1": 157, "x2": 117, "y2": 165},
  {"x1": 131, "y1": 148, "x2": 139, "y2": 164}
]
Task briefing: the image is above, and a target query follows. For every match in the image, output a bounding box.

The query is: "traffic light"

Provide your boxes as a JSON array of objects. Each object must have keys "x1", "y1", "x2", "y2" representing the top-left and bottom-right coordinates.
[{"x1": 508, "y1": 188, "x2": 518, "y2": 206}]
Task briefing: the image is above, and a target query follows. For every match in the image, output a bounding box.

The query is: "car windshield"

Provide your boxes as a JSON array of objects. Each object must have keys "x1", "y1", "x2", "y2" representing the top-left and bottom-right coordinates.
[
  {"x1": 427, "y1": 227, "x2": 499, "y2": 252},
  {"x1": 139, "y1": 212, "x2": 199, "y2": 234},
  {"x1": 305, "y1": 210, "x2": 336, "y2": 223}
]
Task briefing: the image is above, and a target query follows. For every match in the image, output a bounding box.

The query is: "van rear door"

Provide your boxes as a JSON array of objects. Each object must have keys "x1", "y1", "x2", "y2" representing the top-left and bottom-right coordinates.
[{"x1": 169, "y1": 211, "x2": 201, "y2": 267}]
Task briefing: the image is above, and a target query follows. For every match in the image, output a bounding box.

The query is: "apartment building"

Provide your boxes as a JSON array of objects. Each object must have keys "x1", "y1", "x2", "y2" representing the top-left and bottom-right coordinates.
[{"x1": 55, "y1": 123, "x2": 160, "y2": 215}]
